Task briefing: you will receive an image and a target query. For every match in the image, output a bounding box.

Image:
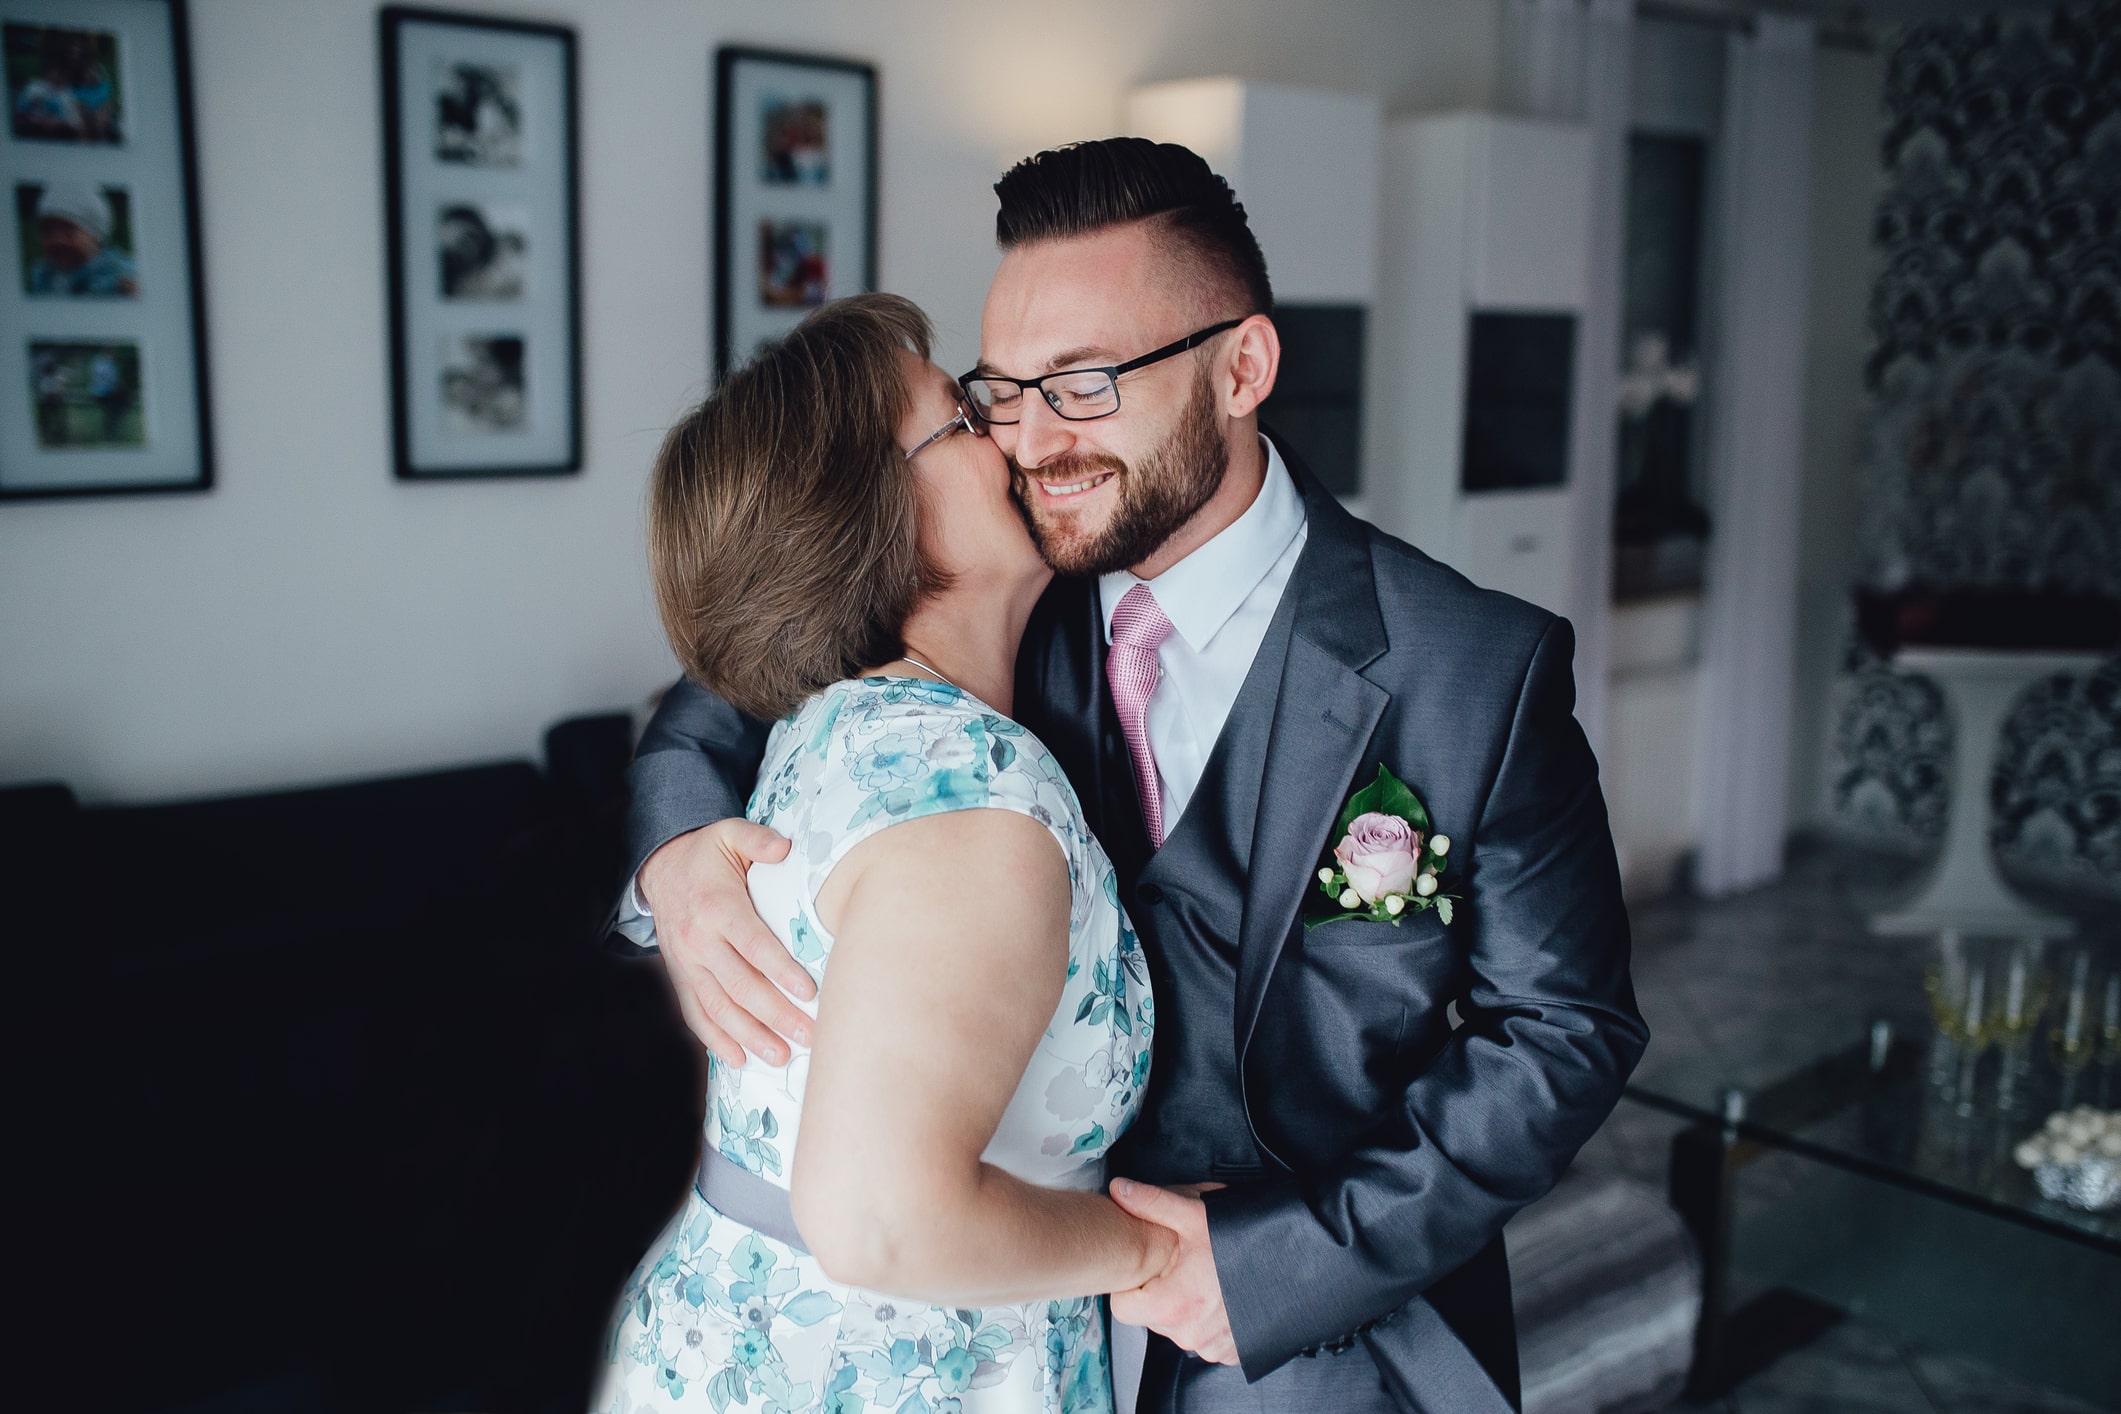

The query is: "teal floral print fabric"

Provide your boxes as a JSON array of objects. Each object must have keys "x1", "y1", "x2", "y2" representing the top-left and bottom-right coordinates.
[{"x1": 596, "y1": 677, "x2": 1154, "y2": 1414}]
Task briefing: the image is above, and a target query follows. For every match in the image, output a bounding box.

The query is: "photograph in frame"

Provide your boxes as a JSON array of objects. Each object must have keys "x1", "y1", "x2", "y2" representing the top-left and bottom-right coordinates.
[
  {"x1": 28, "y1": 338, "x2": 143, "y2": 448},
  {"x1": 16, "y1": 179, "x2": 140, "y2": 296},
  {"x1": 381, "y1": 6, "x2": 578, "y2": 480},
  {"x1": 432, "y1": 56, "x2": 520, "y2": 168},
  {"x1": 439, "y1": 332, "x2": 527, "y2": 434},
  {"x1": 5, "y1": 20, "x2": 123, "y2": 145},
  {"x1": 0, "y1": 0, "x2": 212, "y2": 499},
  {"x1": 761, "y1": 95, "x2": 826, "y2": 185},
  {"x1": 437, "y1": 200, "x2": 527, "y2": 301},
  {"x1": 715, "y1": 47, "x2": 875, "y2": 379},
  {"x1": 758, "y1": 218, "x2": 827, "y2": 308}
]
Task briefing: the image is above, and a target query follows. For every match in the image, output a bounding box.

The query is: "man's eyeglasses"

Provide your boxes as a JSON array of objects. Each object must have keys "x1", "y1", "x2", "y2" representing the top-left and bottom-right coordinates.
[
  {"x1": 958, "y1": 318, "x2": 1243, "y2": 425},
  {"x1": 903, "y1": 400, "x2": 986, "y2": 461}
]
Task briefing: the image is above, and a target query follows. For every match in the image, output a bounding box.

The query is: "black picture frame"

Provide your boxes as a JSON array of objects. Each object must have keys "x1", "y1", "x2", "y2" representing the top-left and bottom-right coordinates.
[
  {"x1": 714, "y1": 46, "x2": 877, "y2": 381},
  {"x1": 1, "y1": 0, "x2": 214, "y2": 501},
  {"x1": 381, "y1": 5, "x2": 580, "y2": 480}
]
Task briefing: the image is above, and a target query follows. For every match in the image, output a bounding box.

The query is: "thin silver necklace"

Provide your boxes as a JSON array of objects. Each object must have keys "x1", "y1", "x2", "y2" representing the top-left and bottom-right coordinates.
[{"x1": 897, "y1": 652, "x2": 959, "y2": 690}]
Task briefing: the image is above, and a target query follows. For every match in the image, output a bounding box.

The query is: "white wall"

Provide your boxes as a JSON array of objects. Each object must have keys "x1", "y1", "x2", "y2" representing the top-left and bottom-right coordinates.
[
  {"x1": 1787, "y1": 42, "x2": 1887, "y2": 829},
  {"x1": 0, "y1": 0, "x2": 1502, "y2": 804}
]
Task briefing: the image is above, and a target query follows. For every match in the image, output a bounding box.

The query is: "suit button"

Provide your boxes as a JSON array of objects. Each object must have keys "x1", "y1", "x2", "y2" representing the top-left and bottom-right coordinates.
[{"x1": 1137, "y1": 883, "x2": 1165, "y2": 906}]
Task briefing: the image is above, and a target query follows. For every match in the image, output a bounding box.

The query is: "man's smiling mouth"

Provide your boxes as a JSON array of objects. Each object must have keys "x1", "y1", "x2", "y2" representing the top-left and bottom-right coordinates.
[{"x1": 1035, "y1": 471, "x2": 1116, "y2": 499}]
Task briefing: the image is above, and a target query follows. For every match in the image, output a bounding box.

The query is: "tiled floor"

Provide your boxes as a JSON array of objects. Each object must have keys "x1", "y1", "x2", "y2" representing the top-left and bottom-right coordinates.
[
  {"x1": 1668, "y1": 1314, "x2": 2113, "y2": 1413},
  {"x1": 1572, "y1": 838, "x2": 2119, "y2": 1413}
]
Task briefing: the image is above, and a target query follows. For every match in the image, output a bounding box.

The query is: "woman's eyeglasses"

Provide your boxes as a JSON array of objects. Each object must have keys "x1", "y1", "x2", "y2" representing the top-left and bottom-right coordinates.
[{"x1": 903, "y1": 400, "x2": 987, "y2": 461}]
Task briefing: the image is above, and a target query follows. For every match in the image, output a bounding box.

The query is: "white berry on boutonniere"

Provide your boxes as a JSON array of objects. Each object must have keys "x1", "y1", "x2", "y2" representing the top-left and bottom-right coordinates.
[{"x1": 1308, "y1": 766, "x2": 1459, "y2": 928}]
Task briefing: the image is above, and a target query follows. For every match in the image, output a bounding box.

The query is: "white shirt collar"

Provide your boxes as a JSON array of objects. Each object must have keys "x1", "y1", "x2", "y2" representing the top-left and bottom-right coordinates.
[{"x1": 1099, "y1": 435, "x2": 1307, "y2": 651}]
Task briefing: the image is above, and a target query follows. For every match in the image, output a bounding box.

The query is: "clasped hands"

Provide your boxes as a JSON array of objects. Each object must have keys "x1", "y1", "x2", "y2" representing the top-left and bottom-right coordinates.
[{"x1": 1109, "y1": 1178, "x2": 1239, "y2": 1366}]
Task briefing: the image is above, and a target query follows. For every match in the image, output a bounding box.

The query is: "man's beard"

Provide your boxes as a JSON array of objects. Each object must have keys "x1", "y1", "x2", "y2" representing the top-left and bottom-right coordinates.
[{"x1": 1009, "y1": 365, "x2": 1227, "y2": 577}]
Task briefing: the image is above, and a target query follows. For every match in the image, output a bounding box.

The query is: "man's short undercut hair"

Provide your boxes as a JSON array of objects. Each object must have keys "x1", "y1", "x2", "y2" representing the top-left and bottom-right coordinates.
[
  {"x1": 648, "y1": 293, "x2": 942, "y2": 722},
  {"x1": 993, "y1": 137, "x2": 1273, "y2": 318}
]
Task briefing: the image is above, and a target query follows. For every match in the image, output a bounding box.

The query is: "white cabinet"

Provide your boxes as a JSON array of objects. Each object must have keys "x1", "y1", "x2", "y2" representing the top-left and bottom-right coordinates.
[
  {"x1": 1372, "y1": 112, "x2": 1595, "y2": 623},
  {"x1": 1458, "y1": 488, "x2": 1576, "y2": 616}
]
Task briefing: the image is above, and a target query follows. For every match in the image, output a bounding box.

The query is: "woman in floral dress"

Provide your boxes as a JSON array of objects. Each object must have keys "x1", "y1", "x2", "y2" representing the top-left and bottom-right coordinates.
[{"x1": 596, "y1": 295, "x2": 1160, "y2": 1414}]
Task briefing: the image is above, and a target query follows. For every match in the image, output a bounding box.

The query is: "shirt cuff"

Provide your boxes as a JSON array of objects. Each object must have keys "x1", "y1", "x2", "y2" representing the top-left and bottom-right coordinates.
[{"x1": 612, "y1": 870, "x2": 658, "y2": 949}]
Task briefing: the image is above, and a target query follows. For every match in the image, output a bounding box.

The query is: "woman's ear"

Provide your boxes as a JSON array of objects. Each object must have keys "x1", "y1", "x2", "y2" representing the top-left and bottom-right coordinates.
[{"x1": 1220, "y1": 313, "x2": 1281, "y2": 419}]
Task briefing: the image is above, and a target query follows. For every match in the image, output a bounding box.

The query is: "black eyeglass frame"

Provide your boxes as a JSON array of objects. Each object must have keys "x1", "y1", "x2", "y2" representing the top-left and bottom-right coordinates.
[{"x1": 957, "y1": 318, "x2": 1245, "y2": 424}]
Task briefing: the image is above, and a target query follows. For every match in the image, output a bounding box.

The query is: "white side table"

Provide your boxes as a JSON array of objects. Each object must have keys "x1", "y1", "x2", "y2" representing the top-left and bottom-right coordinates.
[{"x1": 1868, "y1": 647, "x2": 2103, "y2": 940}]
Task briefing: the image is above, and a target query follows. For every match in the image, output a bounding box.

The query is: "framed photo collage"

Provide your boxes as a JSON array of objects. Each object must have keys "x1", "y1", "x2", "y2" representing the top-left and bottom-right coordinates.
[
  {"x1": 1, "y1": 5, "x2": 881, "y2": 498},
  {"x1": 0, "y1": 0, "x2": 211, "y2": 499}
]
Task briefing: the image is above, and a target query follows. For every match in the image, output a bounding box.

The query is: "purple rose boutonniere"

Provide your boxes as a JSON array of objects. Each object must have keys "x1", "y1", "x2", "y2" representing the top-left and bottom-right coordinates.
[{"x1": 1309, "y1": 765, "x2": 1458, "y2": 928}]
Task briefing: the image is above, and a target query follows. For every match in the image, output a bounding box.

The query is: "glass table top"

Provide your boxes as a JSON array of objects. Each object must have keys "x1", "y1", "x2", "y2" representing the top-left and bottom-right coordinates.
[{"x1": 1624, "y1": 929, "x2": 2121, "y2": 1251}]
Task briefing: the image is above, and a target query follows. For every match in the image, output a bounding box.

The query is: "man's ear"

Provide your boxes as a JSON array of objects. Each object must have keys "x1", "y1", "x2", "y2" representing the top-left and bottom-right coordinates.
[{"x1": 1221, "y1": 314, "x2": 1280, "y2": 419}]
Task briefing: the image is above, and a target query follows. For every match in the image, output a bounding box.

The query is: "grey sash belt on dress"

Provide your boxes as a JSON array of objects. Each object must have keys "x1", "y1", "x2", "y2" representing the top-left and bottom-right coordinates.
[{"x1": 696, "y1": 1149, "x2": 811, "y2": 1254}]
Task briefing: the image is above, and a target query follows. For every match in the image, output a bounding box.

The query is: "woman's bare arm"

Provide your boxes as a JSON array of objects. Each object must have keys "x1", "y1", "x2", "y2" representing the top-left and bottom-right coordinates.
[{"x1": 789, "y1": 808, "x2": 1173, "y2": 1304}]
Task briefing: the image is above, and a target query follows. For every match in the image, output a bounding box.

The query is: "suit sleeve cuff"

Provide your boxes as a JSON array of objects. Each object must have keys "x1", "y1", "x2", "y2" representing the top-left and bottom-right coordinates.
[
  {"x1": 1205, "y1": 1177, "x2": 1344, "y2": 1378},
  {"x1": 1207, "y1": 1173, "x2": 1435, "y2": 1378}
]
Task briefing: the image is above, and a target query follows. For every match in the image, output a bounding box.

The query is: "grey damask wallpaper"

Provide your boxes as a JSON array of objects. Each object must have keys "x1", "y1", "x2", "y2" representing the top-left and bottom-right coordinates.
[{"x1": 1830, "y1": 4, "x2": 2120, "y2": 890}]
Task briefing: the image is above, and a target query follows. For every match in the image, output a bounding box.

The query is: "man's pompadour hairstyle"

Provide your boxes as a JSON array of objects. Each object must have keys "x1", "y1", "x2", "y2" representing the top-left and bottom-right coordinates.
[{"x1": 993, "y1": 137, "x2": 1273, "y2": 317}]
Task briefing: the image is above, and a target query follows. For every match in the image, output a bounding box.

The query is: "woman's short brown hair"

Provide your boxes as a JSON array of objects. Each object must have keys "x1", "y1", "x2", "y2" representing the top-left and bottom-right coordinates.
[{"x1": 649, "y1": 293, "x2": 942, "y2": 721}]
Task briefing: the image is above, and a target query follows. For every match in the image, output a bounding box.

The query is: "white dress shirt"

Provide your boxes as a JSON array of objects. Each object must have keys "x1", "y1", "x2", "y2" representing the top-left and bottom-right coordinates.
[
  {"x1": 1097, "y1": 435, "x2": 1305, "y2": 1414},
  {"x1": 1097, "y1": 435, "x2": 1309, "y2": 835}
]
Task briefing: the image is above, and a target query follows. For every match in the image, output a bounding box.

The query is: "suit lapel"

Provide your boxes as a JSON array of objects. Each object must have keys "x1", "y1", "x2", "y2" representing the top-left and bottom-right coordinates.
[{"x1": 1233, "y1": 453, "x2": 1391, "y2": 1080}]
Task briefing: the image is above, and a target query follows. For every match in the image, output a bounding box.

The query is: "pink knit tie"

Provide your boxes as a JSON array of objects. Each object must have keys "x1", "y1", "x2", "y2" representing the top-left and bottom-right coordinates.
[{"x1": 1108, "y1": 582, "x2": 1176, "y2": 847}]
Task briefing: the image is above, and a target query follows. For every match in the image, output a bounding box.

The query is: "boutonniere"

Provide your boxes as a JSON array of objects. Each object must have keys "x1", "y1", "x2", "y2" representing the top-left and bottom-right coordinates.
[{"x1": 1307, "y1": 765, "x2": 1458, "y2": 928}]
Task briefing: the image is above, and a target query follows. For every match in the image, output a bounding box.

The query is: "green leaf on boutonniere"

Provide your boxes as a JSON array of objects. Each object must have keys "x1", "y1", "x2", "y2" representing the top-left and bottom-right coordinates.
[{"x1": 1334, "y1": 764, "x2": 1431, "y2": 840}]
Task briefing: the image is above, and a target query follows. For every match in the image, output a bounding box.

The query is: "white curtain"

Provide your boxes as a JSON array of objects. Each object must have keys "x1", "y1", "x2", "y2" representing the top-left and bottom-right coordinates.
[
  {"x1": 1500, "y1": 0, "x2": 1589, "y2": 118},
  {"x1": 1693, "y1": 15, "x2": 1815, "y2": 895}
]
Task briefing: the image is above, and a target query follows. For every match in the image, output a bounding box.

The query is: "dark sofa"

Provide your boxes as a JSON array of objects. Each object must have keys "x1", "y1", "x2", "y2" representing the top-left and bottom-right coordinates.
[{"x1": 10, "y1": 715, "x2": 701, "y2": 1413}]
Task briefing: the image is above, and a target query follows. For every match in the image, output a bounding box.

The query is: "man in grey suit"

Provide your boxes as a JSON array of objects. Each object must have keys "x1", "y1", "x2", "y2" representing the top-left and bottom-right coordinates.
[{"x1": 616, "y1": 138, "x2": 1646, "y2": 1413}]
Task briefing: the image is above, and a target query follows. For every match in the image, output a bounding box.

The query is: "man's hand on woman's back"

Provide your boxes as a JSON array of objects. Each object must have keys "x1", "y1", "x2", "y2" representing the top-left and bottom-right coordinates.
[{"x1": 638, "y1": 818, "x2": 811, "y2": 1066}]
